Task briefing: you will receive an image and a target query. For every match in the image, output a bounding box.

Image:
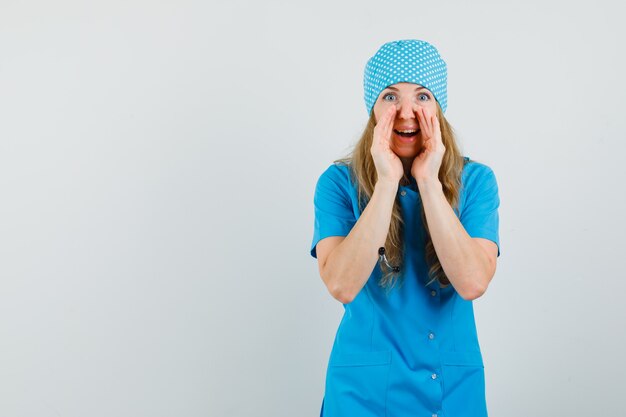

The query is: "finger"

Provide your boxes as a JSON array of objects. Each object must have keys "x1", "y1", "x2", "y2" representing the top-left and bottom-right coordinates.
[
  {"x1": 374, "y1": 107, "x2": 388, "y2": 135},
  {"x1": 415, "y1": 106, "x2": 422, "y2": 126},
  {"x1": 432, "y1": 115, "x2": 438, "y2": 137},
  {"x1": 431, "y1": 113, "x2": 442, "y2": 142},
  {"x1": 377, "y1": 106, "x2": 393, "y2": 131},
  {"x1": 424, "y1": 108, "x2": 433, "y2": 134},
  {"x1": 431, "y1": 120, "x2": 444, "y2": 153},
  {"x1": 375, "y1": 108, "x2": 388, "y2": 146},
  {"x1": 386, "y1": 105, "x2": 396, "y2": 126},
  {"x1": 425, "y1": 108, "x2": 434, "y2": 131},
  {"x1": 415, "y1": 107, "x2": 426, "y2": 137},
  {"x1": 384, "y1": 106, "x2": 396, "y2": 144},
  {"x1": 374, "y1": 107, "x2": 394, "y2": 150},
  {"x1": 417, "y1": 107, "x2": 429, "y2": 135}
]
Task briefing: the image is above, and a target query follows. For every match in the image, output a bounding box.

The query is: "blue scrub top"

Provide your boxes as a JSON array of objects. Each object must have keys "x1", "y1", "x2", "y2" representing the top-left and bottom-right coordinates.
[{"x1": 310, "y1": 157, "x2": 501, "y2": 417}]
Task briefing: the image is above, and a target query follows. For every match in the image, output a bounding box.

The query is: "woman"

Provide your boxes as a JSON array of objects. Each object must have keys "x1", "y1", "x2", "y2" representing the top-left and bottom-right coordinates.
[{"x1": 310, "y1": 39, "x2": 501, "y2": 417}]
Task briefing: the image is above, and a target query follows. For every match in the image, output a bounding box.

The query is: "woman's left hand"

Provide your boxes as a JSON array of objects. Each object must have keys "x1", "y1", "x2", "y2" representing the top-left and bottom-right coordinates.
[{"x1": 411, "y1": 106, "x2": 445, "y2": 183}]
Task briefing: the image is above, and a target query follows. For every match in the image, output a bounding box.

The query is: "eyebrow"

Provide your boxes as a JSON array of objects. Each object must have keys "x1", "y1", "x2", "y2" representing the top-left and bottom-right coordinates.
[{"x1": 385, "y1": 86, "x2": 429, "y2": 92}]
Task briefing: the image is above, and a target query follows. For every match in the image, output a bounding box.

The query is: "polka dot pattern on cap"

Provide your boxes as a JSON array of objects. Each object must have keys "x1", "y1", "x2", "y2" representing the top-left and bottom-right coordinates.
[{"x1": 364, "y1": 39, "x2": 448, "y2": 116}]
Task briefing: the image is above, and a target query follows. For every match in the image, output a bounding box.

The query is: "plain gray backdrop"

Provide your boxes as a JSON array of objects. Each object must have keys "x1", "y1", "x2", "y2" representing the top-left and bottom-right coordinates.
[{"x1": 1, "y1": 0, "x2": 625, "y2": 416}]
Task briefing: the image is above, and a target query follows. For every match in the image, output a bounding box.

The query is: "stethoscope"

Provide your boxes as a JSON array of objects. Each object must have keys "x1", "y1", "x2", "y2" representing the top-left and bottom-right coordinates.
[
  {"x1": 378, "y1": 247, "x2": 400, "y2": 273},
  {"x1": 379, "y1": 247, "x2": 442, "y2": 287}
]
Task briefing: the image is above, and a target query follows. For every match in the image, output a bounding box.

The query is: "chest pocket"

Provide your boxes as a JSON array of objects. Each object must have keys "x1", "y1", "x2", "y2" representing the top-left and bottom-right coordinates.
[{"x1": 324, "y1": 350, "x2": 392, "y2": 416}]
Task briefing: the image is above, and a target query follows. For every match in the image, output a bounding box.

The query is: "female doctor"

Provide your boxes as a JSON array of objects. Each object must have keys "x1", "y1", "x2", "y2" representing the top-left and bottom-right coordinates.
[{"x1": 310, "y1": 39, "x2": 501, "y2": 417}]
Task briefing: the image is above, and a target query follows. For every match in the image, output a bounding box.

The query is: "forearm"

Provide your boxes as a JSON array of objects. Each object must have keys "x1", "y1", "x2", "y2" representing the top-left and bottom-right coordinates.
[
  {"x1": 417, "y1": 178, "x2": 491, "y2": 300},
  {"x1": 325, "y1": 180, "x2": 398, "y2": 303}
]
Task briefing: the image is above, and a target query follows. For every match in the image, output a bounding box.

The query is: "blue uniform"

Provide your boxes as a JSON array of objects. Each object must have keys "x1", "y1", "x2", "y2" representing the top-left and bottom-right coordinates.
[{"x1": 310, "y1": 157, "x2": 501, "y2": 417}]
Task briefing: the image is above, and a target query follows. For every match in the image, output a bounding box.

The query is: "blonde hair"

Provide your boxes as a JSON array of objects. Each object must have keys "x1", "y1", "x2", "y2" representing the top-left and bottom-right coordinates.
[{"x1": 334, "y1": 104, "x2": 468, "y2": 290}]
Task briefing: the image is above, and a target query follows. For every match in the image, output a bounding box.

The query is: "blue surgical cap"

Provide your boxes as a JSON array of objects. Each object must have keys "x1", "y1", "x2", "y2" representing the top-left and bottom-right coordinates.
[{"x1": 364, "y1": 39, "x2": 448, "y2": 116}]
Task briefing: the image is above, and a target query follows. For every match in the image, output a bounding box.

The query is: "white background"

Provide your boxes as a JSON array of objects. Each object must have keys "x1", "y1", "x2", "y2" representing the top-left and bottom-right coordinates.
[{"x1": 1, "y1": 1, "x2": 625, "y2": 416}]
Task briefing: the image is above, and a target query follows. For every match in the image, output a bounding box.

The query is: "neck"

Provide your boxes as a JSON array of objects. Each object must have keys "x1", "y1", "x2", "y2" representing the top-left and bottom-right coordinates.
[
  {"x1": 400, "y1": 157, "x2": 413, "y2": 180},
  {"x1": 397, "y1": 158, "x2": 413, "y2": 186}
]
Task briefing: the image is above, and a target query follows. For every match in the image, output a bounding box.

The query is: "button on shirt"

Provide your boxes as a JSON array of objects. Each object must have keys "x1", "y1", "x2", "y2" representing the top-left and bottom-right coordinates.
[{"x1": 310, "y1": 157, "x2": 501, "y2": 417}]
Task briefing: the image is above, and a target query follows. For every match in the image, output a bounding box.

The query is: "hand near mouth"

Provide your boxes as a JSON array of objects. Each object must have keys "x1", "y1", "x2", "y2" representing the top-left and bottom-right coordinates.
[
  {"x1": 371, "y1": 106, "x2": 404, "y2": 184},
  {"x1": 411, "y1": 106, "x2": 445, "y2": 183}
]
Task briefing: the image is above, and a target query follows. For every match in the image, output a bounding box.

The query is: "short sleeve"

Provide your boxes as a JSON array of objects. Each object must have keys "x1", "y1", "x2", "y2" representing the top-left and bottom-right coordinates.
[
  {"x1": 460, "y1": 165, "x2": 501, "y2": 257},
  {"x1": 310, "y1": 164, "x2": 357, "y2": 259}
]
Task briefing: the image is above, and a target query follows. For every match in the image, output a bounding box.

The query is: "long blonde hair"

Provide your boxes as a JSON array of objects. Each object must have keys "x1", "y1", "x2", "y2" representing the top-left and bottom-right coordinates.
[{"x1": 334, "y1": 104, "x2": 469, "y2": 290}]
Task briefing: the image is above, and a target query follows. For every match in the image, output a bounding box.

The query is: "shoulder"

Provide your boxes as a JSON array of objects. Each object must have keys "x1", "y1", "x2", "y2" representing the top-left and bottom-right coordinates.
[
  {"x1": 461, "y1": 156, "x2": 498, "y2": 191},
  {"x1": 315, "y1": 160, "x2": 354, "y2": 189}
]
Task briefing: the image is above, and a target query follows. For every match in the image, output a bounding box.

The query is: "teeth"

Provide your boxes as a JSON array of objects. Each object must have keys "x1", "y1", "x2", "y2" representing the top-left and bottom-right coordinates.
[{"x1": 396, "y1": 129, "x2": 418, "y2": 134}]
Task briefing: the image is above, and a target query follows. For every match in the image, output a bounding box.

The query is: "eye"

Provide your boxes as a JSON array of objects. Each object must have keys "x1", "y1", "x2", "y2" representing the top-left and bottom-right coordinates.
[
  {"x1": 382, "y1": 93, "x2": 396, "y2": 101},
  {"x1": 418, "y1": 93, "x2": 430, "y2": 101}
]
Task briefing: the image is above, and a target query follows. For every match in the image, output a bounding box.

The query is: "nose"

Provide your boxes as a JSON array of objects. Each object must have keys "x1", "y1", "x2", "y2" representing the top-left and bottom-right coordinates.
[{"x1": 395, "y1": 98, "x2": 417, "y2": 120}]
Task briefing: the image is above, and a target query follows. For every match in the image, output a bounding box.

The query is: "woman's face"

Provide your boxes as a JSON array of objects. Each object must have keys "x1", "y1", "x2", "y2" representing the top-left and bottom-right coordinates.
[{"x1": 372, "y1": 82, "x2": 440, "y2": 159}]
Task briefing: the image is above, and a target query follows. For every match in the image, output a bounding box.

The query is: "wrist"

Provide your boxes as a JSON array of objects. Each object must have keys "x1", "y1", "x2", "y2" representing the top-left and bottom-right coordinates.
[
  {"x1": 375, "y1": 179, "x2": 399, "y2": 193},
  {"x1": 416, "y1": 177, "x2": 442, "y2": 191}
]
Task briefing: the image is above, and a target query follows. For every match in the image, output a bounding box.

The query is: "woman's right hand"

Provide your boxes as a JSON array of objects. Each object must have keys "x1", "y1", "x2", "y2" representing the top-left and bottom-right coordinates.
[{"x1": 370, "y1": 106, "x2": 404, "y2": 185}]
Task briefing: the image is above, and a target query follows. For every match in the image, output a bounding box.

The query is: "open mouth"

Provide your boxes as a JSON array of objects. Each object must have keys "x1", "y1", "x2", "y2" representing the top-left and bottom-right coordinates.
[{"x1": 393, "y1": 129, "x2": 420, "y2": 138}]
